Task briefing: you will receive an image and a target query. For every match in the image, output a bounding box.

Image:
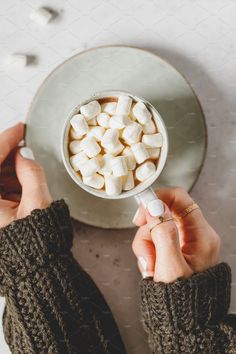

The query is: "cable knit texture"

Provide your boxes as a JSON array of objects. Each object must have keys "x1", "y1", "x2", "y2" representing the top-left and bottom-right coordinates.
[
  {"x1": 140, "y1": 263, "x2": 236, "y2": 353},
  {"x1": 0, "y1": 200, "x2": 127, "y2": 354}
]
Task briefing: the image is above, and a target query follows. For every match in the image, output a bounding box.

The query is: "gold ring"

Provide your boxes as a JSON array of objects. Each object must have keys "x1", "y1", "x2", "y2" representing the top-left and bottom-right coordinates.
[
  {"x1": 149, "y1": 217, "x2": 174, "y2": 233},
  {"x1": 177, "y1": 203, "x2": 200, "y2": 219}
]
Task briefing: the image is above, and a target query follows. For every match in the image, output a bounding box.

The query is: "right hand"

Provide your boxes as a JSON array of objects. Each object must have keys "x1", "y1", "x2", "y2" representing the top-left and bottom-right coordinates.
[{"x1": 132, "y1": 187, "x2": 220, "y2": 282}]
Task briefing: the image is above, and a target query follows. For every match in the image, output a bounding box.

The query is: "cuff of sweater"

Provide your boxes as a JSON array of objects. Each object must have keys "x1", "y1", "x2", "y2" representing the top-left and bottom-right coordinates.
[
  {"x1": 140, "y1": 263, "x2": 231, "y2": 334},
  {"x1": 0, "y1": 200, "x2": 73, "y2": 278}
]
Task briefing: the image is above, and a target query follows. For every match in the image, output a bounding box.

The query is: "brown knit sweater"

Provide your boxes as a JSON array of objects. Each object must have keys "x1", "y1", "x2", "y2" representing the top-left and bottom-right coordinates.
[{"x1": 0, "y1": 200, "x2": 235, "y2": 354}]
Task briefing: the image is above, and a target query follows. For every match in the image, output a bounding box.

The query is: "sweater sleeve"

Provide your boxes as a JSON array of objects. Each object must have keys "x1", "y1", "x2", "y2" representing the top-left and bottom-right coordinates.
[
  {"x1": 140, "y1": 263, "x2": 236, "y2": 354},
  {"x1": 0, "y1": 200, "x2": 126, "y2": 354}
]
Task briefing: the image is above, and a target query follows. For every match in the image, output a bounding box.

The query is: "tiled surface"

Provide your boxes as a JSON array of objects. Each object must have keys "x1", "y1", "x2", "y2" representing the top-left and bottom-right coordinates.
[{"x1": 0, "y1": 1, "x2": 236, "y2": 353}]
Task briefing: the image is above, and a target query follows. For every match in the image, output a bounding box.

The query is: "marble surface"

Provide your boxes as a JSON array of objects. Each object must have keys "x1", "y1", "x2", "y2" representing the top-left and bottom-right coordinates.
[{"x1": 0, "y1": 0, "x2": 236, "y2": 353}]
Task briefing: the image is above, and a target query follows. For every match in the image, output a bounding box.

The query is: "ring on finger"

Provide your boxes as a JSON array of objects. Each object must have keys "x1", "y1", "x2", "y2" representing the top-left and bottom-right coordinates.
[{"x1": 149, "y1": 217, "x2": 174, "y2": 233}]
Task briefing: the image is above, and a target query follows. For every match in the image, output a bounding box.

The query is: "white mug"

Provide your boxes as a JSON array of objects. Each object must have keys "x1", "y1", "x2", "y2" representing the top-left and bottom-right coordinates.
[{"x1": 61, "y1": 91, "x2": 169, "y2": 217}]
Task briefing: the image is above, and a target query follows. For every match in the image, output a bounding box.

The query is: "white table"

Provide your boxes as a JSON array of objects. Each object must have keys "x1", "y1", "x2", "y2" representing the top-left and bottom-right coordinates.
[{"x1": 0, "y1": 1, "x2": 236, "y2": 353}]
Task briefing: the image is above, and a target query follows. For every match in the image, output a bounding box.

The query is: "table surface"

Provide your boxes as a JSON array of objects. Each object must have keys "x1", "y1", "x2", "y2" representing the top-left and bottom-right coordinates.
[{"x1": 0, "y1": 1, "x2": 236, "y2": 353}]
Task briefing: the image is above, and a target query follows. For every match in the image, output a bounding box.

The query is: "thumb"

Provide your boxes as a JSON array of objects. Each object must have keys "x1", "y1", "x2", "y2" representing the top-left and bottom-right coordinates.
[
  {"x1": 145, "y1": 203, "x2": 193, "y2": 283},
  {"x1": 15, "y1": 147, "x2": 52, "y2": 217}
]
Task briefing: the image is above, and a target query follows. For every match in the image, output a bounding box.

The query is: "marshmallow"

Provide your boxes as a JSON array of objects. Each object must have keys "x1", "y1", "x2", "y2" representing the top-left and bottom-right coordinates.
[
  {"x1": 70, "y1": 128, "x2": 83, "y2": 140},
  {"x1": 142, "y1": 133, "x2": 163, "y2": 148},
  {"x1": 69, "y1": 140, "x2": 82, "y2": 154},
  {"x1": 70, "y1": 114, "x2": 89, "y2": 136},
  {"x1": 80, "y1": 100, "x2": 101, "y2": 119},
  {"x1": 87, "y1": 126, "x2": 105, "y2": 141},
  {"x1": 80, "y1": 157, "x2": 100, "y2": 177},
  {"x1": 104, "y1": 140, "x2": 124, "y2": 156},
  {"x1": 101, "y1": 102, "x2": 117, "y2": 115},
  {"x1": 101, "y1": 129, "x2": 119, "y2": 147},
  {"x1": 80, "y1": 136, "x2": 101, "y2": 158},
  {"x1": 105, "y1": 175, "x2": 122, "y2": 195},
  {"x1": 132, "y1": 101, "x2": 151, "y2": 125},
  {"x1": 116, "y1": 95, "x2": 132, "y2": 115},
  {"x1": 87, "y1": 117, "x2": 97, "y2": 126},
  {"x1": 122, "y1": 122, "x2": 142, "y2": 145},
  {"x1": 147, "y1": 148, "x2": 161, "y2": 159},
  {"x1": 110, "y1": 156, "x2": 128, "y2": 177},
  {"x1": 6, "y1": 54, "x2": 28, "y2": 68},
  {"x1": 135, "y1": 161, "x2": 156, "y2": 182},
  {"x1": 70, "y1": 152, "x2": 88, "y2": 171},
  {"x1": 98, "y1": 154, "x2": 113, "y2": 175},
  {"x1": 97, "y1": 113, "x2": 110, "y2": 128},
  {"x1": 30, "y1": 7, "x2": 53, "y2": 25},
  {"x1": 142, "y1": 120, "x2": 156, "y2": 134},
  {"x1": 122, "y1": 147, "x2": 136, "y2": 170},
  {"x1": 109, "y1": 115, "x2": 132, "y2": 129},
  {"x1": 83, "y1": 173, "x2": 105, "y2": 189},
  {"x1": 131, "y1": 143, "x2": 149, "y2": 164},
  {"x1": 122, "y1": 171, "x2": 134, "y2": 191}
]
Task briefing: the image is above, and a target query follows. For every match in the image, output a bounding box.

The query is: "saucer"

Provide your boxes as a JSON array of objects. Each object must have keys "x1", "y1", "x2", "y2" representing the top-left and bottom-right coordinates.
[{"x1": 25, "y1": 46, "x2": 207, "y2": 229}]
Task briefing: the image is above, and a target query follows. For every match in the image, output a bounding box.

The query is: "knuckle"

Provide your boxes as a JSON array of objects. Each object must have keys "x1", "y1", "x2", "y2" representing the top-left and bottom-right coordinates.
[{"x1": 174, "y1": 186, "x2": 187, "y2": 196}]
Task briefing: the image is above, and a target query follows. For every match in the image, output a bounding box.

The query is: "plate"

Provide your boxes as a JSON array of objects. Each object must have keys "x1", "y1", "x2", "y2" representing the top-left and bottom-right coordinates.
[{"x1": 25, "y1": 46, "x2": 207, "y2": 229}]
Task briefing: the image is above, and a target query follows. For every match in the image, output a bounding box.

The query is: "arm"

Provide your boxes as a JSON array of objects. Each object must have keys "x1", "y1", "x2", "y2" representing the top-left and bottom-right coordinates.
[
  {"x1": 0, "y1": 200, "x2": 126, "y2": 354},
  {"x1": 140, "y1": 263, "x2": 236, "y2": 354}
]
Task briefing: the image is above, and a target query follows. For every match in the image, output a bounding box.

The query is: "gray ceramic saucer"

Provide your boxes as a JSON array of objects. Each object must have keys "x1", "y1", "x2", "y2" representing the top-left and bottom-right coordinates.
[{"x1": 25, "y1": 46, "x2": 207, "y2": 229}]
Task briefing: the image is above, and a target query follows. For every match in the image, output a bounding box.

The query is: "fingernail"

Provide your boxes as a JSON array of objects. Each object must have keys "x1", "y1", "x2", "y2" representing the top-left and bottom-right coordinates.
[
  {"x1": 19, "y1": 147, "x2": 35, "y2": 160},
  {"x1": 142, "y1": 271, "x2": 154, "y2": 279},
  {"x1": 147, "y1": 199, "x2": 164, "y2": 217},
  {"x1": 132, "y1": 208, "x2": 140, "y2": 224},
  {"x1": 138, "y1": 256, "x2": 147, "y2": 271}
]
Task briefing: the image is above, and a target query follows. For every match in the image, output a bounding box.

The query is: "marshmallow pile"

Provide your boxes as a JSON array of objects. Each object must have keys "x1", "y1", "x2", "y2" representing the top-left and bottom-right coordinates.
[{"x1": 68, "y1": 96, "x2": 163, "y2": 196}]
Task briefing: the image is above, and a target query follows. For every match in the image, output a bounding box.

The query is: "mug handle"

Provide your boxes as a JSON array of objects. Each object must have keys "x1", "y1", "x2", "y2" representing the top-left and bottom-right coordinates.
[{"x1": 135, "y1": 187, "x2": 164, "y2": 217}]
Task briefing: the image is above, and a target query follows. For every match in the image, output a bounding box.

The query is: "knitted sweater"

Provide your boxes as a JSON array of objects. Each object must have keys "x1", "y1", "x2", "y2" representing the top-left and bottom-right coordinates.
[{"x1": 0, "y1": 200, "x2": 235, "y2": 354}]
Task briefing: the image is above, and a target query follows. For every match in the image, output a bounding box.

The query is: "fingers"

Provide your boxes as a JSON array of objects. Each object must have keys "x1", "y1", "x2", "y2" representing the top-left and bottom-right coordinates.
[
  {"x1": 0, "y1": 123, "x2": 24, "y2": 165},
  {"x1": 132, "y1": 224, "x2": 156, "y2": 278},
  {"x1": 132, "y1": 204, "x2": 146, "y2": 226}
]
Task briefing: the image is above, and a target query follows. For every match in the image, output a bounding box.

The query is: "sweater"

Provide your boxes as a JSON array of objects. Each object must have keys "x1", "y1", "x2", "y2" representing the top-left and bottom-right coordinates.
[{"x1": 0, "y1": 200, "x2": 235, "y2": 354}]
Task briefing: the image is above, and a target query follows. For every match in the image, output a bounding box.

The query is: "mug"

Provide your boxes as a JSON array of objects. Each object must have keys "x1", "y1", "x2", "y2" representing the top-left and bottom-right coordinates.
[{"x1": 61, "y1": 90, "x2": 169, "y2": 217}]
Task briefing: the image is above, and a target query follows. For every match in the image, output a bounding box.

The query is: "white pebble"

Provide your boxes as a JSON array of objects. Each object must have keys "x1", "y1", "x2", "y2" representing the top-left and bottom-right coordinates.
[
  {"x1": 142, "y1": 120, "x2": 156, "y2": 134},
  {"x1": 80, "y1": 157, "x2": 101, "y2": 177},
  {"x1": 80, "y1": 136, "x2": 101, "y2": 158},
  {"x1": 70, "y1": 152, "x2": 88, "y2": 171},
  {"x1": 80, "y1": 100, "x2": 101, "y2": 119},
  {"x1": 135, "y1": 161, "x2": 156, "y2": 182},
  {"x1": 122, "y1": 147, "x2": 136, "y2": 170},
  {"x1": 70, "y1": 128, "x2": 83, "y2": 140},
  {"x1": 101, "y1": 129, "x2": 119, "y2": 147},
  {"x1": 83, "y1": 173, "x2": 105, "y2": 189},
  {"x1": 110, "y1": 156, "x2": 128, "y2": 177},
  {"x1": 87, "y1": 117, "x2": 97, "y2": 126},
  {"x1": 105, "y1": 175, "x2": 122, "y2": 195},
  {"x1": 142, "y1": 133, "x2": 163, "y2": 148},
  {"x1": 98, "y1": 154, "x2": 113, "y2": 176},
  {"x1": 131, "y1": 143, "x2": 149, "y2": 164},
  {"x1": 104, "y1": 140, "x2": 124, "y2": 156},
  {"x1": 122, "y1": 122, "x2": 142, "y2": 145},
  {"x1": 101, "y1": 102, "x2": 117, "y2": 115},
  {"x1": 122, "y1": 171, "x2": 134, "y2": 191},
  {"x1": 69, "y1": 140, "x2": 82, "y2": 154},
  {"x1": 132, "y1": 101, "x2": 151, "y2": 125},
  {"x1": 70, "y1": 114, "x2": 89, "y2": 136},
  {"x1": 87, "y1": 126, "x2": 105, "y2": 141},
  {"x1": 109, "y1": 115, "x2": 132, "y2": 129},
  {"x1": 6, "y1": 54, "x2": 28, "y2": 68},
  {"x1": 147, "y1": 148, "x2": 161, "y2": 159},
  {"x1": 30, "y1": 7, "x2": 53, "y2": 25},
  {"x1": 97, "y1": 113, "x2": 110, "y2": 128},
  {"x1": 116, "y1": 95, "x2": 132, "y2": 115}
]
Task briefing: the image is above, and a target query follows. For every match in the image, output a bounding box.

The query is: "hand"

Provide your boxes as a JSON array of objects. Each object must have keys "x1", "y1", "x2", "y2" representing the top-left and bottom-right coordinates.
[
  {"x1": 0, "y1": 123, "x2": 52, "y2": 228},
  {"x1": 132, "y1": 187, "x2": 220, "y2": 283}
]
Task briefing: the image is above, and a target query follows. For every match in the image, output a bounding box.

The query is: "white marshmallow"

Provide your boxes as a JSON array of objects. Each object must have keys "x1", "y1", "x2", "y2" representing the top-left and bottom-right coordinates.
[
  {"x1": 87, "y1": 117, "x2": 97, "y2": 126},
  {"x1": 97, "y1": 113, "x2": 110, "y2": 128},
  {"x1": 122, "y1": 147, "x2": 136, "y2": 170},
  {"x1": 135, "y1": 161, "x2": 156, "y2": 182},
  {"x1": 87, "y1": 126, "x2": 105, "y2": 141},
  {"x1": 70, "y1": 152, "x2": 88, "y2": 171},
  {"x1": 70, "y1": 128, "x2": 83, "y2": 140},
  {"x1": 122, "y1": 171, "x2": 134, "y2": 191},
  {"x1": 131, "y1": 143, "x2": 149, "y2": 164},
  {"x1": 80, "y1": 100, "x2": 101, "y2": 119},
  {"x1": 101, "y1": 129, "x2": 119, "y2": 147},
  {"x1": 6, "y1": 54, "x2": 28, "y2": 68},
  {"x1": 80, "y1": 157, "x2": 101, "y2": 177},
  {"x1": 69, "y1": 140, "x2": 82, "y2": 154},
  {"x1": 122, "y1": 122, "x2": 142, "y2": 145},
  {"x1": 98, "y1": 154, "x2": 113, "y2": 176},
  {"x1": 116, "y1": 95, "x2": 132, "y2": 115},
  {"x1": 83, "y1": 173, "x2": 105, "y2": 189},
  {"x1": 104, "y1": 140, "x2": 124, "y2": 156},
  {"x1": 105, "y1": 175, "x2": 122, "y2": 195},
  {"x1": 70, "y1": 114, "x2": 89, "y2": 136},
  {"x1": 80, "y1": 136, "x2": 101, "y2": 158},
  {"x1": 110, "y1": 156, "x2": 128, "y2": 177},
  {"x1": 132, "y1": 101, "x2": 151, "y2": 125},
  {"x1": 142, "y1": 133, "x2": 163, "y2": 148},
  {"x1": 30, "y1": 7, "x2": 53, "y2": 25},
  {"x1": 109, "y1": 115, "x2": 132, "y2": 129},
  {"x1": 101, "y1": 102, "x2": 117, "y2": 115},
  {"x1": 147, "y1": 148, "x2": 161, "y2": 159},
  {"x1": 142, "y1": 120, "x2": 156, "y2": 134}
]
